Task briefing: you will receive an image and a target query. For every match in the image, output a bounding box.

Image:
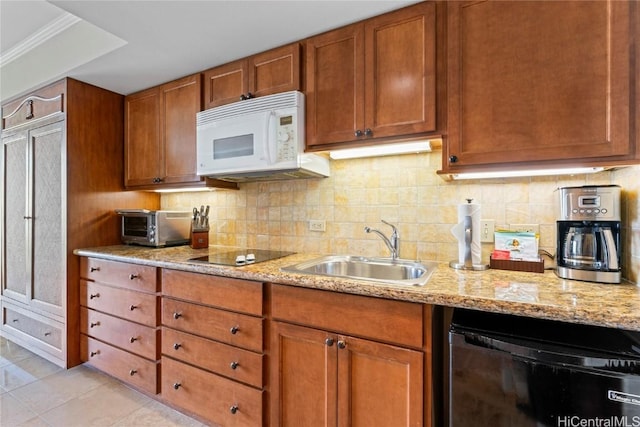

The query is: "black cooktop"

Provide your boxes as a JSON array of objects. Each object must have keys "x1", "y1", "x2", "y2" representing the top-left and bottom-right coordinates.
[{"x1": 189, "y1": 249, "x2": 295, "y2": 266}]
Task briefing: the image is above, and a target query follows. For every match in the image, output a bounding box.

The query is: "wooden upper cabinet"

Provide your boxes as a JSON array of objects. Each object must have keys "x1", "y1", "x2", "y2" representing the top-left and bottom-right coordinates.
[
  {"x1": 203, "y1": 42, "x2": 301, "y2": 109},
  {"x1": 441, "y1": 0, "x2": 638, "y2": 174},
  {"x1": 306, "y1": 2, "x2": 437, "y2": 149},
  {"x1": 125, "y1": 74, "x2": 203, "y2": 188}
]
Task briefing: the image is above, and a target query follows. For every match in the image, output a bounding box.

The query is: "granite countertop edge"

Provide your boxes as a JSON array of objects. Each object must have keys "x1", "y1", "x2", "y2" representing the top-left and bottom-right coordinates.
[{"x1": 74, "y1": 245, "x2": 640, "y2": 331}]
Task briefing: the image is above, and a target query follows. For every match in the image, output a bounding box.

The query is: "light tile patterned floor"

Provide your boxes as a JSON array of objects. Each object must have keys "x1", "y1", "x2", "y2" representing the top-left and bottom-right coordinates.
[{"x1": 0, "y1": 337, "x2": 206, "y2": 426}]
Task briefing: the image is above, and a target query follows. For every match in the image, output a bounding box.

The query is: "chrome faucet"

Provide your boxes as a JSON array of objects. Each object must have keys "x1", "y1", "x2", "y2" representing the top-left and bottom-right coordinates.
[{"x1": 364, "y1": 220, "x2": 400, "y2": 259}]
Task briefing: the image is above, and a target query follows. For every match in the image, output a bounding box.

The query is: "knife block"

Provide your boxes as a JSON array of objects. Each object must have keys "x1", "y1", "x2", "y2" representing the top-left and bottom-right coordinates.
[{"x1": 190, "y1": 230, "x2": 209, "y2": 249}]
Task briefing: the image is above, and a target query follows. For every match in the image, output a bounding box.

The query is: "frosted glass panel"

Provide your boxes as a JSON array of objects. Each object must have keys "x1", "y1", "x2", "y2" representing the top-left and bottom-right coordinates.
[
  {"x1": 32, "y1": 123, "x2": 64, "y2": 309},
  {"x1": 3, "y1": 133, "x2": 29, "y2": 299}
]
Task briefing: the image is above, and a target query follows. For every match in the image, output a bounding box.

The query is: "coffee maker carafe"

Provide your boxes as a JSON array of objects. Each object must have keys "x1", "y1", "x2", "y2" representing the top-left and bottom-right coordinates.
[{"x1": 556, "y1": 185, "x2": 621, "y2": 284}]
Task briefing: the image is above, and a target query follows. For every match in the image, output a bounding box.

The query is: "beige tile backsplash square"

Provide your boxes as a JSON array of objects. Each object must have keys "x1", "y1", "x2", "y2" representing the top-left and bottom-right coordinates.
[{"x1": 162, "y1": 152, "x2": 640, "y2": 284}]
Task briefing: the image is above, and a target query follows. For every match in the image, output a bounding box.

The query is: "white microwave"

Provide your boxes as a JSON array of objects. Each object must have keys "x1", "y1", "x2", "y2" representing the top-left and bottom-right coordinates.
[{"x1": 196, "y1": 91, "x2": 329, "y2": 182}]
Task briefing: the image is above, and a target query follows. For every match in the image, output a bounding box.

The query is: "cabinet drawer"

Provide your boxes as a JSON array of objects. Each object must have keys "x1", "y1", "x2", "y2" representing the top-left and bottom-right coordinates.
[
  {"x1": 81, "y1": 257, "x2": 158, "y2": 293},
  {"x1": 162, "y1": 269, "x2": 263, "y2": 316},
  {"x1": 161, "y1": 356, "x2": 263, "y2": 427},
  {"x1": 271, "y1": 284, "x2": 423, "y2": 348},
  {"x1": 2, "y1": 307, "x2": 63, "y2": 350},
  {"x1": 162, "y1": 298, "x2": 263, "y2": 352},
  {"x1": 81, "y1": 281, "x2": 158, "y2": 327},
  {"x1": 162, "y1": 328, "x2": 263, "y2": 388},
  {"x1": 81, "y1": 307, "x2": 159, "y2": 360},
  {"x1": 81, "y1": 335, "x2": 158, "y2": 394}
]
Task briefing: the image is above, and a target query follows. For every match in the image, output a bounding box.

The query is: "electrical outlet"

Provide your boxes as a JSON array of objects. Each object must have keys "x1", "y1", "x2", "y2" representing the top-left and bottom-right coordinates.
[
  {"x1": 510, "y1": 223, "x2": 540, "y2": 234},
  {"x1": 480, "y1": 220, "x2": 495, "y2": 242},
  {"x1": 309, "y1": 220, "x2": 326, "y2": 232}
]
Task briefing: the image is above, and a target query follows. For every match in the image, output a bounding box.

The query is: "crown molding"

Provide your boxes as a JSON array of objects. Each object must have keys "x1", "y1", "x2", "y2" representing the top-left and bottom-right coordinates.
[{"x1": 0, "y1": 12, "x2": 81, "y2": 67}]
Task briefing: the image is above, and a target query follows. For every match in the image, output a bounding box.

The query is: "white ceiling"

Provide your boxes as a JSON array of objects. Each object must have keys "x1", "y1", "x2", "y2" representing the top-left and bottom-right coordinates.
[{"x1": 0, "y1": 0, "x2": 418, "y2": 102}]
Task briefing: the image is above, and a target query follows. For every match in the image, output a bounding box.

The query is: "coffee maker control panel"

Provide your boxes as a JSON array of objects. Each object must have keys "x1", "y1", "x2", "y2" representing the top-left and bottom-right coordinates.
[{"x1": 559, "y1": 185, "x2": 621, "y2": 221}]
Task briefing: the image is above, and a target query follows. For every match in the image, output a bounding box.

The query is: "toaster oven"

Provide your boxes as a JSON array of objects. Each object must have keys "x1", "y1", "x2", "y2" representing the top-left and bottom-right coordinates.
[{"x1": 115, "y1": 209, "x2": 191, "y2": 247}]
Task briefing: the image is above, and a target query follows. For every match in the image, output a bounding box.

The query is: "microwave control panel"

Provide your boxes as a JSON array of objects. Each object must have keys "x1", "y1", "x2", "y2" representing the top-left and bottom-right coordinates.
[{"x1": 276, "y1": 114, "x2": 297, "y2": 162}]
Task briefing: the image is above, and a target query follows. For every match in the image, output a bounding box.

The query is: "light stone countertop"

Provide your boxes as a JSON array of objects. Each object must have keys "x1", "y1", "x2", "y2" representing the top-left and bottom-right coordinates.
[{"x1": 73, "y1": 245, "x2": 640, "y2": 331}]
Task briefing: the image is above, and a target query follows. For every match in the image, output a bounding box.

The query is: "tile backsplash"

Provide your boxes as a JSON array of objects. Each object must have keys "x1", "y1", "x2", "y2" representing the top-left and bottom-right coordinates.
[{"x1": 162, "y1": 152, "x2": 639, "y2": 284}]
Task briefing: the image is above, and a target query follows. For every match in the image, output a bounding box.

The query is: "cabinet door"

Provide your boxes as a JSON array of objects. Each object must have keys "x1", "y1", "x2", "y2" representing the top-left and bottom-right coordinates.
[
  {"x1": 249, "y1": 43, "x2": 301, "y2": 99},
  {"x1": 270, "y1": 322, "x2": 338, "y2": 427},
  {"x1": 306, "y1": 23, "x2": 365, "y2": 148},
  {"x1": 444, "y1": 0, "x2": 634, "y2": 171},
  {"x1": 124, "y1": 88, "x2": 162, "y2": 186},
  {"x1": 2, "y1": 131, "x2": 29, "y2": 304},
  {"x1": 337, "y1": 335, "x2": 423, "y2": 427},
  {"x1": 161, "y1": 74, "x2": 202, "y2": 185},
  {"x1": 31, "y1": 121, "x2": 65, "y2": 316},
  {"x1": 203, "y1": 59, "x2": 248, "y2": 109},
  {"x1": 364, "y1": 2, "x2": 436, "y2": 139}
]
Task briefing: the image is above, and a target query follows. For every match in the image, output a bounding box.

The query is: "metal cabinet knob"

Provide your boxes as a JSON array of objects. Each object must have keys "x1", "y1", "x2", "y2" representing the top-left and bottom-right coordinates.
[
  {"x1": 90, "y1": 351, "x2": 99, "y2": 357},
  {"x1": 325, "y1": 338, "x2": 335, "y2": 347},
  {"x1": 230, "y1": 361, "x2": 239, "y2": 370},
  {"x1": 173, "y1": 312, "x2": 182, "y2": 320},
  {"x1": 449, "y1": 155, "x2": 458, "y2": 163},
  {"x1": 230, "y1": 405, "x2": 239, "y2": 415},
  {"x1": 90, "y1": 293, "x2": 100, "y2": 299},
  {"x1": 173, "y1": 343, "x2": 182, "y2": 350},
  {"x1": 90, "y1": 321, "x2": 100, "y2": 328},
  {"x1": 129, "y1": 337, "x2": 138, "y2": 343},
  {"x1": 90, "y1": 267, "x2": 100, "y2": 272},
  {"x1": 129, "y1": 369, "x2": 137, "y2": 376},
  {"x1": 129, "y1": 273, "x2": 139, "y2": 280},
  {"x1": 173, "y1": 382, "x2": 181, "y2": 390},
  {"x1": 337, "y1": 340, "x2": 346, "y2": 349},
  {"x1": 364, "y1": 128, "x2": 373, "y2": 137},
  {"x1": 129, "y1": 305, "x2": 138, "y2": 311},
  {"x1": 230, "y1": 326, "x2": 239, "y2": 335},
  {"x1": 355, "y1": 129, "x2": 363, "y2": 137}
]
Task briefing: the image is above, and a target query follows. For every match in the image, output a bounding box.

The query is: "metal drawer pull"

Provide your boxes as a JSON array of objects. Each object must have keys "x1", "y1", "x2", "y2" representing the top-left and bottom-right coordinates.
[
  {"x1": 230, "y1": 405, "x2": 239, "y2": 415},
  {"x1": 44, "y1": 332, "x2": 51, "y2": 337},
  {"x1": 129, "y1": 274, "x2": 139, "y2": 280},
  {"x1": 12, "y1": 318, "x2": 18, "y2": 323},
  {"x1": 90, "y1": 321, "x2": 100, "y2": 328},
  {"x1": 230, "y1": 326, "x2": 239, "y2": 335},
  {"x1": 90, "y1": 267, "x2": 100, "y2": 272},
  {"x1": 230, "y1": 361, "x2": 239, "y2": 370},
  {"x1": 129, "y1": 369, "x2": 137, "y2": 376},
  {"x1": 173, "y1": 382, "x2": 181, "y2": 390},
  {"x1": 129, "y1": 337, "x2": 138, "y2": 343},
  {"x1": 90, "y1": 350, "x2": 99, "y2": 357},
  {"x1": 173, "y1": 343, "x2": 182, "y2": 350},
  {"x1": 129, "y1": 305, "x2": 138, "y2": 311},
  {"x1": 173, "y1": 312, "x2": 182, "y2": 320},
  {"x1": 90, "y1": 293, "x2": 100, "y2": 299}
]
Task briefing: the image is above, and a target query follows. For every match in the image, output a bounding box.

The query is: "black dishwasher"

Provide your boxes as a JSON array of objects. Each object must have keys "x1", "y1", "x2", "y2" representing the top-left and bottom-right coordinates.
[{"x1": 449, "y1": 309, "x2": 640, "y2": 427}]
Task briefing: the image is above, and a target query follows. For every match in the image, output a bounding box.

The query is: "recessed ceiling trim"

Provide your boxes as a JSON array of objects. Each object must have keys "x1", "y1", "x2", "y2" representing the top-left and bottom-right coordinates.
[{"x1": 0, "y1": 12, "x2": 80, "y2": 67}]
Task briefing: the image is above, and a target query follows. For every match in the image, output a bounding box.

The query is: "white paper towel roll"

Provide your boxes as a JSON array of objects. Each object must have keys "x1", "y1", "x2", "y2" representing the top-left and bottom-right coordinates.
[{"x1": 450, "y1": 202, "x2": 482, "y2": 266}]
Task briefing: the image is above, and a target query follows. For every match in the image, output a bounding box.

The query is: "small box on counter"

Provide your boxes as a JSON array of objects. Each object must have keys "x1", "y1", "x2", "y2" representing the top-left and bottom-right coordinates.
[
  {"x1": 494, "y1": 231, "x2": 539, "y2": 261},
  {"x1": 489, "y1": 256, "x2": 545, "y2": 273}
]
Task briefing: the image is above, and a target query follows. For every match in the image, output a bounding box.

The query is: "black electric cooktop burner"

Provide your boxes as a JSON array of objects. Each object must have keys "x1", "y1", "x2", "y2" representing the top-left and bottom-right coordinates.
[{"x1": 189, "y1": 249, "x2": 295, "y2": 266}]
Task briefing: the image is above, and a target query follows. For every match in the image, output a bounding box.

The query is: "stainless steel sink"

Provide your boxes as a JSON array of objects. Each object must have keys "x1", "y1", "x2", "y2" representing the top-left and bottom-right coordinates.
[{"x1": 281, "y1": 255, "x2": 437, "y2": 286}]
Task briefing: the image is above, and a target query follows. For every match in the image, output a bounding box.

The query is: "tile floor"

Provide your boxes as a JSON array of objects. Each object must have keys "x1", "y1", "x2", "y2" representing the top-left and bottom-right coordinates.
[{"x1": 0, "y1": 337, "x2": 206, "y2": 426}]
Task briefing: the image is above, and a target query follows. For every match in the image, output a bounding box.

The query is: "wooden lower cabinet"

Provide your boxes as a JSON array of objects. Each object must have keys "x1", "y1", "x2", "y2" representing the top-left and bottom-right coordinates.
[
  {"x1": 271, "y1": 321, "x2": 423, "y2": 427},
  {"x1": 161, "y1": 356, "x2": 263, "y2": 426},
  {"x1": 81, "y1": 335, "x2": 158, "y2": 394}
]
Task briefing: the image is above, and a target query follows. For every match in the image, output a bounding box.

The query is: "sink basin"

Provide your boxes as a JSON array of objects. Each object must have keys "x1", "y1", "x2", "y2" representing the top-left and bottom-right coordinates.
[{"x1": 282, "y1": 255, "x2": 437, "y2": 286}]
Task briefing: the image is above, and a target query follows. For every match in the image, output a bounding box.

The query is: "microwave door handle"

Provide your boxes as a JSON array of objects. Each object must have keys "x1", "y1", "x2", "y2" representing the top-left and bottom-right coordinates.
[{"x1": 263, "y1": 111, "x2": 276, "y2": 163}]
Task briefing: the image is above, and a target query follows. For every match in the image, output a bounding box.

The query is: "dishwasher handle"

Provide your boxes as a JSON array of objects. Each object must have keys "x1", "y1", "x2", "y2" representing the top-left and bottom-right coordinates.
[{"x1": 451, "y1": 330, "x2": 640, "y2": 374}]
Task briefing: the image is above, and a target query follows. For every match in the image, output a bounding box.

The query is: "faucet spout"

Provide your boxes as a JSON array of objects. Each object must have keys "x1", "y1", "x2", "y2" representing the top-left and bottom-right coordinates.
[{"x1": 365, "y1": 220, "x2": 400, "y2": 259}]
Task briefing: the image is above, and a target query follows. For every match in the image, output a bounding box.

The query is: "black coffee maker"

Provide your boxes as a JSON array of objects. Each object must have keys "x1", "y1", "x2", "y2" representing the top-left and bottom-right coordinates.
[{"x1": 556, "y1": 185, "x2": 621, "y2": 284}]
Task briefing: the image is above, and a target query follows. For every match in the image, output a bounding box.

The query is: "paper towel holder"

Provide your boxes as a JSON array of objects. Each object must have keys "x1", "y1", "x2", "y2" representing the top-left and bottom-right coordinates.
[{"x1": 450, "y1": 199, "x2": 489, "y2": 271}]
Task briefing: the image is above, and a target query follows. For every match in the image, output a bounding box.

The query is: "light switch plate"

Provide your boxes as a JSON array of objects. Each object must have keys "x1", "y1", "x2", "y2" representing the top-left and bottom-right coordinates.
[
  {"x1": 480, "y1": 220, "x2": 495, "y2": 242},
  {"x1": 309, "y1": 220, "x2": 326, "y2": 232}
]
